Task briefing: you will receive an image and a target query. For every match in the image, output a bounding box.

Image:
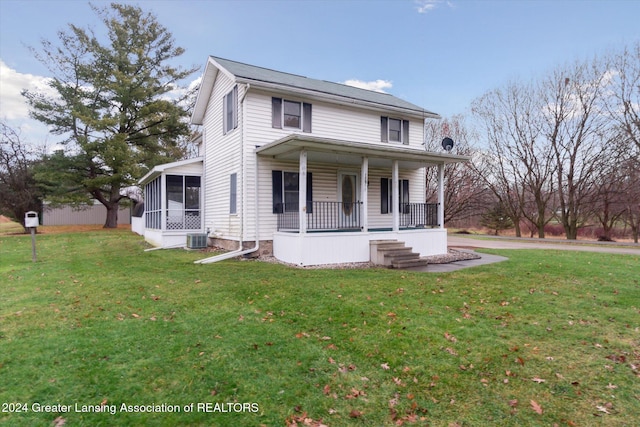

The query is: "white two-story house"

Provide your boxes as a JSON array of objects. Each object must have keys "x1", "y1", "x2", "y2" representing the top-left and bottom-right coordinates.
[{"x1": 136, "y1": 56, "x2": 469, "y2": 266}]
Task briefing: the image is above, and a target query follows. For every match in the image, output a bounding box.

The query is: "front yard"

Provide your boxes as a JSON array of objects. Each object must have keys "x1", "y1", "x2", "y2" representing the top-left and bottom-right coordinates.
[{"x1": 1, "y1": 230, "x2": 638, "y2": 426}]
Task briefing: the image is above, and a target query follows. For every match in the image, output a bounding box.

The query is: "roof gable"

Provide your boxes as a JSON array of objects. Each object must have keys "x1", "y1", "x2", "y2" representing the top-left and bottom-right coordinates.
[{"x1": 191, "y1": 56, "x2": 439, "y2": 124}]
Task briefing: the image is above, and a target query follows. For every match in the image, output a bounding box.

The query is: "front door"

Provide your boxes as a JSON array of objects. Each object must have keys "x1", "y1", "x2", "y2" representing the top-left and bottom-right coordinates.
[{"x1": 338, "y1": 172, "x2": 359, "y2": 228}]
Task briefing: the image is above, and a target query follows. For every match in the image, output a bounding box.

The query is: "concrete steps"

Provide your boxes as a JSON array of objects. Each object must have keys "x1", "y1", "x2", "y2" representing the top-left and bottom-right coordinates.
[{"x1": 369, "y1": 239, "x2": 429, "y2": 269}]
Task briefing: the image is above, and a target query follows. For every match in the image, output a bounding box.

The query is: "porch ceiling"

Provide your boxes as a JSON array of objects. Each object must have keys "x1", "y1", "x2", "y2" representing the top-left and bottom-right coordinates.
[{"x1": 255, "y1": 135, "x2": 470, "y2": 169}]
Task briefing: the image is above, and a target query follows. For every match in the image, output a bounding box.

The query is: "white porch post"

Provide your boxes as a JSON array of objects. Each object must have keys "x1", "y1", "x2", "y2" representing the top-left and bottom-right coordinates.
[
  {"x1": 299, "y1": 149, "x2": 308, "y2": 234},
  {"x1": 360, "y1": 156, "x2": 368, "y2": 231},
  {"x1": 392, "y1": 160, "x2": 399, "y2": 232},
  {"x1": 437, "y1": 163, "x2": 445, "y2": 228},
  {"x1": 161, "y1": 174, "x2": 167, "y2": 231}
]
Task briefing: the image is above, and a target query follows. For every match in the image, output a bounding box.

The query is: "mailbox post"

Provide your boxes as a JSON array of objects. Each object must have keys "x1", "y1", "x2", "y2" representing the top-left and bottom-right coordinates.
[{"x1": 25, "y1": 211, "x2": 39, "y2": 262}]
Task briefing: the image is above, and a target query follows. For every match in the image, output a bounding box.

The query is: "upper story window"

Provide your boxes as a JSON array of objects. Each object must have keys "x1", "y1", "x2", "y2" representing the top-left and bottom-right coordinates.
[
  {"x1": 272, "y1": 97, "x2": 312, "y2": 132},
  {"x1": 223, "y1": 85, "x2": 238, "y2": 135},
  {"x1": 381, "y1": 117, "x2": 409, "y2": 144}
]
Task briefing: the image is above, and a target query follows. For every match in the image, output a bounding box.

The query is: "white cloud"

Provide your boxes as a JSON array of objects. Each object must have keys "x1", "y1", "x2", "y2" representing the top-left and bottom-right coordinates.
[
  {"x1": 0, "y1": 59, "x2": 54, "y2": 120},
  {"x1": 343, "y1": 79, "x2": 393, "y2": 93},
  {"x1": 415, "y1": 0, "x2": 455, "y2": 14}
]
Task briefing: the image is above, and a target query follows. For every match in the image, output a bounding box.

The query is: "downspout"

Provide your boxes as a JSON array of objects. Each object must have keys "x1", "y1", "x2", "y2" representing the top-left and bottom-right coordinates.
[
  {"x1": 194, "y1": 154, "x2": 259, "y2": 264},
  {"x1": 195, "y1": 83, "x2": 259, "y2": 264}
]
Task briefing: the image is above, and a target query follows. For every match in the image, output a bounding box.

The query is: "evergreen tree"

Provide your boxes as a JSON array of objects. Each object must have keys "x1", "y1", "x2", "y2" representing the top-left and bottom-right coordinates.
[
  {"x1": 480, "y1": 203, "x2": 515, "y2": 235},
  {"x1": 23, "y1": 3, "x2": 197, "y2": 227}
]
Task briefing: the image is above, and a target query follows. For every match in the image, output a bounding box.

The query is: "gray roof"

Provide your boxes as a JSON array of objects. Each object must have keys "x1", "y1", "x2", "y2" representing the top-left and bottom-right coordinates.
[{"x1": 211, "y1": 56, "x2": 439, "y2": 118}]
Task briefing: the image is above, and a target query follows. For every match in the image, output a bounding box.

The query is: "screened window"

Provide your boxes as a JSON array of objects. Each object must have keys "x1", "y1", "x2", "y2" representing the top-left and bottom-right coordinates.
[{"x1": 165, "y1": 175, "x2": 201, "y2": 230}]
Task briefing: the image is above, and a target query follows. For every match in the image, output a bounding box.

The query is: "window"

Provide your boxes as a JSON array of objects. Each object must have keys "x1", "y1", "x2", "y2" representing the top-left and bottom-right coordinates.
[
  {"x1": 381, "y1": 117, "x2": 409, "y2": 144},
  {"x1": 284, "y1": 100, "x2": 301, "y2": 128},
  {"x1": 272, "y1": 170, "x2": 313, "y2": 213},
  {"x1": 223, "y1": 86, "x2": 238, "y2": 134},
  {"x1": 380, "y1": 178, "x2": 409, "y2": 214},
  {"x1": 230, "y1": 173, "x2": 237, "y2": 214},
  {"x1": 272, "y1": 98, "x2": 312, "y2": 132}
]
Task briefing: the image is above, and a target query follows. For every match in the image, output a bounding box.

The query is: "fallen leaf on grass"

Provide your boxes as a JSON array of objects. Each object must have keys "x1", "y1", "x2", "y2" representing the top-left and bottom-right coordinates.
[
  {"x1": 445, "y1": 347, "x2": 458, "y2": 356},
  {"x1": 444, "y1": 332, "x2": 457, "y2": 343},
  {"x1": 596, "y1": 405, "x2": 611, "y2": 414},
  {"x1": 52, "y1": 417, "x2": 66, "y2": 426},
  {"x1": 532, "y1": 377, "x2": 546, "y2": 383},
  {"x1": 349, "y1": 409, "x2": 362, "y2": 418},
  {"x1": 530, "y1": 400, "x2": 543, "y2": 415},
  {"x1": 381, "y1": 362, "x2": 390, "y2": 370},
  {"x1": 285, "y1": 412, "x2": 328, "y2": 427}
]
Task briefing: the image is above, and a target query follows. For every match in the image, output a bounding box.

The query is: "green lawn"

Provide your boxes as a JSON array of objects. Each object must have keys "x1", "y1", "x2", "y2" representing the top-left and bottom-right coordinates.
[{"x1": 1, "y1": 230, "x2": 639, "y2": 426}]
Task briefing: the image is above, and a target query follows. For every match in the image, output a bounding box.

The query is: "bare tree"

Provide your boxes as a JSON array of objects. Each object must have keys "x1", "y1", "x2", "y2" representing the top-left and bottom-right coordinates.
[
  {"x1": 0, "y1": 123, "x2": 42, "y2": 231},
  {"x1": 606, "y1": 42, "x2": 640, "y2": 152},
  {"x1": 587, "y1": 134, "x2": 632, "y2": 240},
  {"x1": 424, "y1": 116, "x2": 489, "y2": 225},
  {"x1": 541, "y1": 59, "x2": 611, "y2": 240},
  {"x1": 471, "y1": 81, "x2": 557, "y2": 237}
]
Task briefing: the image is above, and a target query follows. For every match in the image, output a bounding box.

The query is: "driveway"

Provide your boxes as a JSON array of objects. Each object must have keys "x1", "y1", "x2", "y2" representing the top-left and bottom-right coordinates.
[
  {"x1": 406, "y1": 234, "x2": 639, "y2": 273},
  {"x1": 448, "y1": 235, "x2": 640, "y2": 256}
]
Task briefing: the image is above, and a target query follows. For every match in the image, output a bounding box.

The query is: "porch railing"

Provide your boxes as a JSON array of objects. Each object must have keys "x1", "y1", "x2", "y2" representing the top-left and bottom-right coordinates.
[
  {"x1": 277, "y1": 202, "x2": 439, "y2": 231},
  {"x1": 399, "y1": 203, "x2": 439, "y2": 228},
  {"x1": 277, "y1": 201, "x2": 363, "y2": 231},
  {"x1": 165, "y1": 209, "x2": 202, "y2": 230}
]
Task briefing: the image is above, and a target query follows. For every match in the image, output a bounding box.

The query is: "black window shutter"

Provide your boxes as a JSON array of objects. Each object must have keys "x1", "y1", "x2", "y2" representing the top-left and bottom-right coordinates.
[
  {"x1": 381, "y1": 178, "x2": 389, "y2": 214},
  {"x1": 401, "y1": 179, "x2": 410, "y2": 213},
  {"x1": 303, "y1": 103, "x2": 312, "y2": 133},
  {"x1": 402, "y1": 120, "x2": 409, "y2": 144},
  {"x1": 306, "y1": 172, "x2": 313, "y2": 213},
  {"x1": 272, "y1": 170, "x2": 283, "y2": 213},
  {"x1": 381, "y1": 117, "x2": 388, "y2": 142},
  {"x1": 272, "y1": 98, "x2": 282, "y2": 129}
]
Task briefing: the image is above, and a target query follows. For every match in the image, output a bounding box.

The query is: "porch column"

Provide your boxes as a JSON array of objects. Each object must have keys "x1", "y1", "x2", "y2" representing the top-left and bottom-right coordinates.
[
  {"x1": 161, "y1": 174, "x2": 167, "y2": 231},
  {"x1": 437, "y1": 163, "x2": 445, "y2": 228},
  {"x1": 392, "y1": 160, "x2": 399, "y2": 232},
  {"x1": 299, "y1": 149, "x2": 308, "y2": 234},
  {"x1": 360, "y1": 156, "x2": 368, "y2": 231}
]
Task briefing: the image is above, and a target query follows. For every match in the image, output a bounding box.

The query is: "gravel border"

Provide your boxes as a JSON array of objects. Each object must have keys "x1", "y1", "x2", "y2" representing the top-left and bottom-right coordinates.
[{"x1": 252, "y1": 248, "x2": 481, "y2": 269}]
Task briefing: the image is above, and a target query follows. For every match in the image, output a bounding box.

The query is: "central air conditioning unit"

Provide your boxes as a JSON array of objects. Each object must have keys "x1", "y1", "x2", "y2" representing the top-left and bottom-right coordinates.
[{"x1": 186, "y1": 233, "x2": 208, "y2": 249}]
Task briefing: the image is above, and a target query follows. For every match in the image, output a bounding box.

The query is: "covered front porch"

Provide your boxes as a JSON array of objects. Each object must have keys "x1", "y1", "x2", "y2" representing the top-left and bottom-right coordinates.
[{"x1": 257, "y1": 135, "x2": 468, "y2": 266}]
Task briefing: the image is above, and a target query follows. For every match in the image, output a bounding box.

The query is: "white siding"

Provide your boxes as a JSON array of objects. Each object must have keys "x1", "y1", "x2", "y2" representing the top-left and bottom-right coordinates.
[
  {"x1": 244, "y1": 90, "x2": 425, "y2": 148},
  {"x1": 202, "y1": 81, "x2": 430, "y2": 243},
  {"x1": 202, "y1": 73, "x2": 244, "y2": 242}
]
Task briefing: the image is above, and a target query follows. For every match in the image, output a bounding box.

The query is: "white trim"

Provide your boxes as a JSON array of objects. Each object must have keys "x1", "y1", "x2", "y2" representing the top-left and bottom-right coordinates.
[{"x1": 139, "y1": 157, "x2": 203, "y2": 185}]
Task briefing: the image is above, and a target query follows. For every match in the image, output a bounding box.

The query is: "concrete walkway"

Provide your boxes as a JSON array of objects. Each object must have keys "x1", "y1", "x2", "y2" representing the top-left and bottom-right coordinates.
[{"x1": 406, "y1": 234, "x2": 640, "y2": 273}]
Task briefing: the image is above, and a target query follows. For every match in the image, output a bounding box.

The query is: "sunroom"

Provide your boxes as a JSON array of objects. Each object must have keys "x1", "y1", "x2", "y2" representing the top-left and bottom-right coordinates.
[
  {"x1": 257, "y1": 135, "x2": 469, "y2": 266},
  {"x1": 137, "y1": 157, "x2": 204, "y2": 248}
]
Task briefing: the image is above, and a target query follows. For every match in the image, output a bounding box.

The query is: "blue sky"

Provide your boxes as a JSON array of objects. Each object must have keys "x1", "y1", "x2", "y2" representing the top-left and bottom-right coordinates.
[{"x1": 1, "y1": 0, "x2": 639, "y2": 146}]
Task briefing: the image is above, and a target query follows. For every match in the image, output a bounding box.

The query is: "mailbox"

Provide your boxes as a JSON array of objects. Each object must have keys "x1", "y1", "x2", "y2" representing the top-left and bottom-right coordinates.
[{"x1": 25, "y1": 211, "x2": 39, "y2": 228}]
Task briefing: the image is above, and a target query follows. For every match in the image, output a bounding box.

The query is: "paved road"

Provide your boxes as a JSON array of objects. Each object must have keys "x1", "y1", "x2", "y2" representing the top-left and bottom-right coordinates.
[{"x1": 448, "y1": 235, "x2": 640, "y2": 256}]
